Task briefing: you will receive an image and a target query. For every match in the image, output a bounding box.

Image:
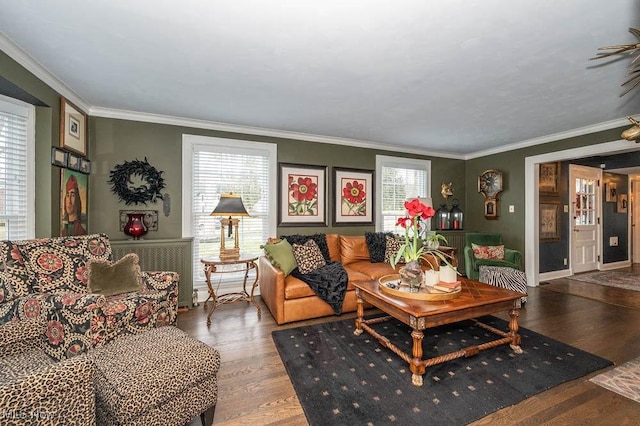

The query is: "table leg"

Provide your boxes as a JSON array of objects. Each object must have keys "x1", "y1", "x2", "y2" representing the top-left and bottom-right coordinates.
[
  {"x1": 353, "y1": 290, "x2": 364, "y2": 336},
  {"x1": 204, "y1": 265, "x2": 217, "y2": 326},
  {"x1": 410, "y1": 329, "x2": 425, "y2": 386},
  {"x1": 508, "y1": 308, "x2": 523, "y2": 354},
  {"x1": 247, "y1": 261, "x2": 261, "y2": 318}
]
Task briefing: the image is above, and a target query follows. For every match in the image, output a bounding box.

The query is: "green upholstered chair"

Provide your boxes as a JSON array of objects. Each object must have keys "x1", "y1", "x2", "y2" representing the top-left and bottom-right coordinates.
[{"x1": 463, "y1": 233, "x2": 522, "y2": 280}]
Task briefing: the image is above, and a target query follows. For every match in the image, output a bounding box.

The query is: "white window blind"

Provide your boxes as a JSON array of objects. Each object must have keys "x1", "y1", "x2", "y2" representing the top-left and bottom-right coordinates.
[
  {"x1": 376, "y1": 155, "x2": 430, "y2": 232},
  {"x1": 0, "y1": 95, "x2": 34, "y2": 240},
  {"x1": 183, "y1": 135, "x2": 276, "y2": 288}
]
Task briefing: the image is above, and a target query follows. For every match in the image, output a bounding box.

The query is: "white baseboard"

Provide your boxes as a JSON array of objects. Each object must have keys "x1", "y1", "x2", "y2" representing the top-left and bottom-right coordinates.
[
  {"x1": 599, "y1": 260, "x2": 632, "y2": 271},
  {"x1": 538, "y1": 269, "x2": 572, "y2": 283}
]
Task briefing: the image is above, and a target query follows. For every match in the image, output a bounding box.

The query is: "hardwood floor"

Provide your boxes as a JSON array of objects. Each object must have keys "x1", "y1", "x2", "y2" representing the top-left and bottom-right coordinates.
[{"x1": 177, "y1": 276, "x2": 640, "y2": 425}]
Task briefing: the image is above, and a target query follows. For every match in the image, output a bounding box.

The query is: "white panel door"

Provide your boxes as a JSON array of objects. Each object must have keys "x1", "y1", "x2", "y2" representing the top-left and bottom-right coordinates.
[{"x1": 570, "y1": 165, "x2": 601, "y2": 273}]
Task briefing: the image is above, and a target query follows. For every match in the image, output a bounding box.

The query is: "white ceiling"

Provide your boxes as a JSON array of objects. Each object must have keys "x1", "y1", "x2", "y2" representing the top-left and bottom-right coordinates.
[{"x1": 2, "y1": 0, "x2": 640, "y2": 158}]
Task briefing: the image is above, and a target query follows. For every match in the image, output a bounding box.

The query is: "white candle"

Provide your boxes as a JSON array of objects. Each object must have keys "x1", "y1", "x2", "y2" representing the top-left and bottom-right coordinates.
[
  {"x1": 440, "y1": 265, "x2": 458, "y2": 283},
  {"x1": 424, "y1": 269, "x2": 440, "y2": 286}
]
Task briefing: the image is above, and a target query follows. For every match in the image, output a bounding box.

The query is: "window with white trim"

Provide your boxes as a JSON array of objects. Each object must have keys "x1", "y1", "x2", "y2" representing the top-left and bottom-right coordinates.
[
  {"x1": 375, "y1": 155, "x2": 431, "y2": 232},
  {"x1": 0, "y1": 95, "x2": 35, "y2": 239},
  {"x1": 182, "y1": 135, "x2": 277, "y2": 291}
]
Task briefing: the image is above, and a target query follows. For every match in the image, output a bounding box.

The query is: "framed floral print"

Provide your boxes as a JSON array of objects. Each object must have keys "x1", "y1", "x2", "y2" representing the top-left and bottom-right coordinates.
[
  {"x1": 278, "y1": 163, "x2": 327, "y2": 226},
  {"x1": 333, "y1": 167, "x2": 374, "y2": 225}
]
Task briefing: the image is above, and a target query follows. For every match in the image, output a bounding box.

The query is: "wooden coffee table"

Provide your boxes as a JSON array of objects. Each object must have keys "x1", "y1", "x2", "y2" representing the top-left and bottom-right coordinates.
[{"x1": 353, "y1": 278, "x2": 525, "y2": 386}]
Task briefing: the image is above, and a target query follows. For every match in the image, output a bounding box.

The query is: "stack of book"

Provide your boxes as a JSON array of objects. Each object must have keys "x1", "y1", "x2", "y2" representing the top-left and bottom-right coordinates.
[{"x1": 433, "y1": 281, "x2": 461, "y2": 293}]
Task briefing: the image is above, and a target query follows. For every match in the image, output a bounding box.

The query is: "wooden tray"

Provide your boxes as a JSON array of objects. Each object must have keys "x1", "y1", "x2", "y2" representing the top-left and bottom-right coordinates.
[{"x1": 378, "y1": 274, "x2": 462, "y2": 301}]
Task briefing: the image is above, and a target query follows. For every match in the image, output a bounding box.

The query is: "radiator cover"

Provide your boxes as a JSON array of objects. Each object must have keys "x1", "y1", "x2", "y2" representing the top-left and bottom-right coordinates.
[
  {"x1": 110, "y1": 238, "x2": 193, "y2": 307},
  {"x1": 438, "y1": 231, "x2": 466, "y2": 273}
]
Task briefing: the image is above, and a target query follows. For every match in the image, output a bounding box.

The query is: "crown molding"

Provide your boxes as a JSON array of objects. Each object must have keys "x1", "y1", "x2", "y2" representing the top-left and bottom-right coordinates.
[
  {"x1": 0, "y1": 33, "x2": 89, "y2": 112},
  {"x1": 90, "y1": 106, "x2": 467, "y2": 160},
  {"x1": 465, "y1": 116, "x2": 636, "y2": 160},
  {"x1": 2, "y1": 33, "x2": 630, "y2": 159}
]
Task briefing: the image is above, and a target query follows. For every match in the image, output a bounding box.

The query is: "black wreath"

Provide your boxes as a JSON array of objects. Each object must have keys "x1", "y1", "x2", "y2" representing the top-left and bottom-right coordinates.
[{"x1": 108, "y1": 157, "x2": 165, "y2": 205}]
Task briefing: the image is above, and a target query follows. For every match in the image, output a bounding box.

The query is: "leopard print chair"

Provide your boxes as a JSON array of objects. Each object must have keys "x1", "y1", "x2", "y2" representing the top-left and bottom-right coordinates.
[
  {"x1": 0, "y1": 319, "x2": 95, "y2": 425},
  {"x1": 88, "y1": 326, "x2": 220, "y2": 426}
]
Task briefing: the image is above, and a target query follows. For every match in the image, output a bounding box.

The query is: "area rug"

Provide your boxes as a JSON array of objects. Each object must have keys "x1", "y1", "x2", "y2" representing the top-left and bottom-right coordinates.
[
  {"x1": 569, "y1": 270, "x2": 640, "y2": 291},
  {"x1": 590, "y1": 356, "x2": 640, "y2": 403},
  {"x1": 273, "y1": 316, "x2": 612, "y2": 425}
]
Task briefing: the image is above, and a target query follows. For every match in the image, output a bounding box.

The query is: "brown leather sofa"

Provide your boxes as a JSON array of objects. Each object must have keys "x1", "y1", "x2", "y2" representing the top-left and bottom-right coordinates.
[{"x1": 259, "y1": 234, "x2": 450, "y2": 325}]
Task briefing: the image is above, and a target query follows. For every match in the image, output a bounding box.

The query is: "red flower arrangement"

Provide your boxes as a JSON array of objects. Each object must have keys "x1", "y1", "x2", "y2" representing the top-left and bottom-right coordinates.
[{"x1": 390, "y1": 198, "x2": 436, "y2": 268}]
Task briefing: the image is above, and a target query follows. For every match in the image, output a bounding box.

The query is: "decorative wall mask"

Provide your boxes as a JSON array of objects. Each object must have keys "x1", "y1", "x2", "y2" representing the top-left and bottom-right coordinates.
[
  {"x1": 108, "y1": 157, "x2": 165, "y2": 205},
  {"x1": 441, "y1": 182, "x2": 453, "y2": 199}
]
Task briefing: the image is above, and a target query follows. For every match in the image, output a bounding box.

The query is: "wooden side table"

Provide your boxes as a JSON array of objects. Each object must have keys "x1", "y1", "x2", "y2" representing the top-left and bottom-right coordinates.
[{"x1": 201, "y1": 254, "x2": 261, "y2": 326}]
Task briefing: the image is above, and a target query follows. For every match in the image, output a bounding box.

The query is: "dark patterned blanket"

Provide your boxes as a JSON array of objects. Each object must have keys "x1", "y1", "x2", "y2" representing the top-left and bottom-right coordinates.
[
  {"x1": 283, "y1": 233, "x2": 347, "y2": 315},
  {"x1": 290, "y1": 261, "x2": 348, "y2": 315}
]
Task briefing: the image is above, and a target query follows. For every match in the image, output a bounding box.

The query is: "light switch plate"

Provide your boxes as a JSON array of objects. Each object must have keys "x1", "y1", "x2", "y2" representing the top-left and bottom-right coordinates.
[{"x1": 509, "y1": 205, "x2": 515, "y2": 213}]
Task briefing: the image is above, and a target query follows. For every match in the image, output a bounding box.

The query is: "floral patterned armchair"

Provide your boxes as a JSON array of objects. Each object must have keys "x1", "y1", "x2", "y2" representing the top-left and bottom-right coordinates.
[{"x1": 0, "y1": 234, "x2": 179, "y2": 361}]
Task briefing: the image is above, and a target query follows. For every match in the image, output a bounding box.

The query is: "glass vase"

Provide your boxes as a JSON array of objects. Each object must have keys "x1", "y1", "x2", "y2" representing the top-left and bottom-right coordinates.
[
  {"x1": 124, "y1": 213, "x2": 148, "y2": 240},
  {"x1": 399, "y1": 260, "x2": 424, "y2": 292}
]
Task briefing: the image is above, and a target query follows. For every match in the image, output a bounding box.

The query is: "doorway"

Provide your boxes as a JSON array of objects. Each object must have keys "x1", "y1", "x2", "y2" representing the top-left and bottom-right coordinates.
[
  {"x1": 525, "y1": 139, "x2": 636, "y2": 287},
  {"x1": 569, "y1": 165, "x2": 601, "y2": 273},
  {"x1": 632, "y1": 175, "x2": 640, "y2": 263}
]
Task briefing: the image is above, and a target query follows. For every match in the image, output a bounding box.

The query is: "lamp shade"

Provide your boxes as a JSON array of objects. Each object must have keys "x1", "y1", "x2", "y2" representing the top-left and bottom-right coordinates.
[{"x1": 210, "y1": 193, "x2": 249, "y2": 217}]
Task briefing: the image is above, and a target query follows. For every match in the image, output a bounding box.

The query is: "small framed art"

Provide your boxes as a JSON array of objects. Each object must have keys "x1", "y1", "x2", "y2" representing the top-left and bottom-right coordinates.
[
  {"x1": 617, "y1": 194, "x2": 628, "y2": 213},
  {"x1": 540, "y1": 199, "x2": 561, "y2": 242},
  {"x1": 67, "y1": 152, "x2": 81, "y2": 171},
  {"x1": 604, "y1": 182, "x2": 617, "y2": 202},
  {"x1": 278, "y1": 163, "x2": 328, "y2": 226},
  {"x1": 539, "y1": 162, "x2": 559, "y2": 196},
  {"x1": 333, "y1": 167, "x2": 374, "y2": 225},
  {"x1": 60, "y1": 97, "x2": 87, "y2": 156},
  {"x1": 51, "y1": 147, "x2": 67, "y2": 167},
  {"x1": 79, "y1": 158, "x2": 91, "y2": 174}
]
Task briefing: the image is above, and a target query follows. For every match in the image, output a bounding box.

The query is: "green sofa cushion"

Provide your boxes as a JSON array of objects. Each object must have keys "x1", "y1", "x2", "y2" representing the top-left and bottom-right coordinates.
[
  {"x1": 263, "y1": 239, "x2": 297, "y2": 276},
  {"x1": 87, "y1": 253, "x2": 142, "y2": 296}
]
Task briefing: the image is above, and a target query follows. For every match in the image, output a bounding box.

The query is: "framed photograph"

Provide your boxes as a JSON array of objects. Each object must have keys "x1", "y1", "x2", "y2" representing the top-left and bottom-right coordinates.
[
  {"x1": 484, "y1": 199, "x2": 498, "y2": 219},
  {"x1": 333, "y1": 167, "x2": 374, "y2": 225},
  {"x1": 539, "y1": 162, "x2": 559, "y2": 196},
  {"x1": 79, "y1": 158, "x2": 91, "y2": 174},
  {"x1": 61, "y1": 169, "x2": 88, "y2": 236},
  {"x1": 51, "y1": 147, "x2": 68, "y2": 167},
  {"x1": 60, "y1": 97, "x2": 87, "y2": 155},
  {"x1": 540, "y1": 199, "x2": 561, "y2": 242},
  {"x1": 617, "y1": 194, "x2": 628, "y2": 213},
  {"x1": 604, "y1": 182, "x2": 617, "y2": 202},
  {"x1": 278, "y1": 163, "x2": 327, "y2": 226},
  {"x1": 67, "y1": 152, "x2": 81, "y2": 171}
]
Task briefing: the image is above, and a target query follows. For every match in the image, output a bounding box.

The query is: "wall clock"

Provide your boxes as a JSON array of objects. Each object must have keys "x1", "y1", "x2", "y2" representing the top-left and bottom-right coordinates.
[
  {"x1": 478, "y1": 169, "x2": 503, "y2": 219},
  {"x1": 478, "y1": 169, "x2": 503, "y2": 199}
]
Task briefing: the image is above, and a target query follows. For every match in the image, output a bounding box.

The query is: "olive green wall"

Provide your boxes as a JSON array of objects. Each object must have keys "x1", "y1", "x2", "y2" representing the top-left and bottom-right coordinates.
[
  {"x1": 90, "y1": 117, "x2": 465, "y2": 239},
  {"x1": 0, "y1": 47, "x2": 630, "y2": 254},
  {"x1": 465, "y1": 127, "x2": 628, "y2": 257},
  {"x1": 0, "y1": 50, "x2": 64, "y2": 237}
]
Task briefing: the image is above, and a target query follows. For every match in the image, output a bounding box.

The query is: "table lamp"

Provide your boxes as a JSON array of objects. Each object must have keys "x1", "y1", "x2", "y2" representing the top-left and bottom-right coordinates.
[{"x1": 210, "y1": 193, "x2": 249, "y2": 259}]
